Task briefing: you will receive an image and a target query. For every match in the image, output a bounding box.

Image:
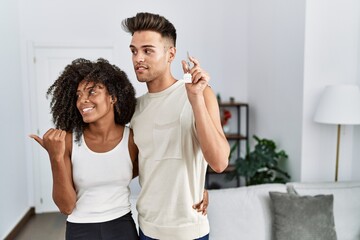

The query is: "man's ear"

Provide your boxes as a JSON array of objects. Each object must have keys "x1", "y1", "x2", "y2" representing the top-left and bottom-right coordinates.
[{"x1": 168, "y1": 46, "x2": 176, "y2": 63}]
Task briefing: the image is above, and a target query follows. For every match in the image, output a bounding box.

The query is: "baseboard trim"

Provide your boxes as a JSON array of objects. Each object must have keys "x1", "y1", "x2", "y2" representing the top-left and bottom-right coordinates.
[{"x1": 4, "y1": 207, "x2": 35, "y2": 240}]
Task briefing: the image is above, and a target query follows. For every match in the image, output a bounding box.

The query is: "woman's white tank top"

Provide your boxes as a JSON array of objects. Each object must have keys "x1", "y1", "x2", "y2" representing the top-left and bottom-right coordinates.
[{"x1": 67, "y1": 126, "x2": 133, "y2": 223}]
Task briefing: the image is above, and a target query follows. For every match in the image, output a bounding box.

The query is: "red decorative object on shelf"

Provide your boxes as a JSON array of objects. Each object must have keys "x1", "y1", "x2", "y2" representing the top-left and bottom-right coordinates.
[{"x1": 221, "y1": 109, "x2": 232, "y2": 126}]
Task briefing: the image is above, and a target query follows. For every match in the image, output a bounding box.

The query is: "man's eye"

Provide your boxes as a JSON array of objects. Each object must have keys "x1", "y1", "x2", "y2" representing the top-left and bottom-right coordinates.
[
  {"x1": 144, "y1": 49, "x2": 152, "y2": 54},
  {"x1": 131, "y1": 49, "x2": 137, "y2": 55},
  {"x1": 89, "y1": 90, "x2": 96, "y2": 95}
]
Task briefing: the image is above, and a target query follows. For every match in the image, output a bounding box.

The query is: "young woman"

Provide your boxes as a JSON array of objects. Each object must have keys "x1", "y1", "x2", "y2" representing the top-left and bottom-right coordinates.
[{"x1": 30, "y1": 58, "x2": 139, "y2": 240}]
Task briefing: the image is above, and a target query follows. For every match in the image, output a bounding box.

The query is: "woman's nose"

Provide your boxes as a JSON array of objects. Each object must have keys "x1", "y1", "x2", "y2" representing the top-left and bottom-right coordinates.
[{"x1": 78, "y1": 94, "x2": 89, "y2": 103}]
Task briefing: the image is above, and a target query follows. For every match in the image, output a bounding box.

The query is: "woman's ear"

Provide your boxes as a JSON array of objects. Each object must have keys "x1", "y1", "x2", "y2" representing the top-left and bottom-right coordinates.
[{"x1": 111, "y1": 96, "x2": 117, "y2": 104}]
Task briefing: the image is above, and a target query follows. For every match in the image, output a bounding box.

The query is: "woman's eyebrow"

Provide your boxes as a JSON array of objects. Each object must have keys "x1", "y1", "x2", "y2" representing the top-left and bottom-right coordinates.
[{"x1": 76, "y1": 85, "x2": 96, "y2": 93}]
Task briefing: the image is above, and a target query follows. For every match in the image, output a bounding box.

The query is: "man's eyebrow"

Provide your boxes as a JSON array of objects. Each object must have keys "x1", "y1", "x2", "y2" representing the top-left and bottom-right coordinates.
[{"x1": 129, "y1": 44, "x2": 156, "y2": 48}]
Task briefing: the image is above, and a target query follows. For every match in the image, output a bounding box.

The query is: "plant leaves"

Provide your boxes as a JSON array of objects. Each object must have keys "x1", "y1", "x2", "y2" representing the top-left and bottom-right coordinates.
[{"x1": 227, "y1": 135, "x2": 290, "y2": 186}]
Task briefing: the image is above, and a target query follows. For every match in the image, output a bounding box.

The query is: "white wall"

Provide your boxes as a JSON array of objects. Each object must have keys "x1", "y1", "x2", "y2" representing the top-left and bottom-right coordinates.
[
  {"x1": 247, "y1": 0, "x2": 306, "y2": 181},
  {"x1": 0, "y1": 0, "x2": 30, "y2": 238},
  {"x1": 247, "y1": 0, "x2": 360, "y2": 183},
  {"x1": 353, "y1": 127, "x2": 360, "y2": 181},
  {"x1": 18, "y1": 0, "x2": 247, "y2": 100},
  {"x1": 302, "y1": 0, "x2": 360, "y2": 181}
]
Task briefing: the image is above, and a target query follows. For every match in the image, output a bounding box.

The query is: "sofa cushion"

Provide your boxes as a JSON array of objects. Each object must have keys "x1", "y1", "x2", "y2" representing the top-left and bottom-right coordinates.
[
  {"x1": 269, "y1": 192, "x2": 337, "y2": 240},
  {"x1": 287, "y1": 181, "x2": 360, "y2": 240},
  {"x1": 207, "y1": 184, "x2": 286, "y2": 240}
]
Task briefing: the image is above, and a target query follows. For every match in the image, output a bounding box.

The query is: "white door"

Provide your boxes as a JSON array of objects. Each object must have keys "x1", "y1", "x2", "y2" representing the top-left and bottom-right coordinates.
[{"x1": 31, "y1": 45, "x2": 115, "y2": 213}]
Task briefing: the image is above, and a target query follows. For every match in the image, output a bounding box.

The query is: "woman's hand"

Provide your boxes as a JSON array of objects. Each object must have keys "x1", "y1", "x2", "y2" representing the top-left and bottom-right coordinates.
[
  {"x1": 30, "y1": 129, "x2": 76, "y2": 214},
  {"x1": 193, "y1": 189, "x2": 209, "y2": 215},
  {"x1": 30, "y1": 128, "x2": 67, "y2": 161}
]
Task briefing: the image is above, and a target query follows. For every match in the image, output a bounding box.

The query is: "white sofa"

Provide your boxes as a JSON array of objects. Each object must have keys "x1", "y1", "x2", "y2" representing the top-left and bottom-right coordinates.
[{"x1": 207, "y1": 181, "x2": 360, "y2": 240}]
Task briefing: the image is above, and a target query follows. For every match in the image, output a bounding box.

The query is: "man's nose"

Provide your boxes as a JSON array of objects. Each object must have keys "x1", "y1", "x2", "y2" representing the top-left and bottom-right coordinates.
[{"x1": 134, "y1": 52, "x2": 145, "y2": 63}]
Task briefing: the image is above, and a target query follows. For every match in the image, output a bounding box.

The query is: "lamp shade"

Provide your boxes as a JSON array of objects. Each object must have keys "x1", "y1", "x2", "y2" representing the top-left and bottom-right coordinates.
[{"x1": 314, "y1": 84, "x2": 360, "y2": 125}]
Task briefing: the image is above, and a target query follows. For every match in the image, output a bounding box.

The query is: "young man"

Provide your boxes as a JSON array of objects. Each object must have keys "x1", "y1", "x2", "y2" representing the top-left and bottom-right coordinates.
[{"x1": 122, "y1": 12, "x2": 230, "y2": 240}]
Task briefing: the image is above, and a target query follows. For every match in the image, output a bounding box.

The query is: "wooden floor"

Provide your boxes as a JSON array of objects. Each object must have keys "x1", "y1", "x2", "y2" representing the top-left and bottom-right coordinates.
[{"x1": 14, "y1": 212, "x2": 67, "y2": 240}]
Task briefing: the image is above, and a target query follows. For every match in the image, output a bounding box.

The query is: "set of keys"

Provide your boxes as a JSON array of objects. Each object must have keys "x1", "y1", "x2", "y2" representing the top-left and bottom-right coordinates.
[{"x1": 183, "y1": 51, "x2": 192, "y2": 83}]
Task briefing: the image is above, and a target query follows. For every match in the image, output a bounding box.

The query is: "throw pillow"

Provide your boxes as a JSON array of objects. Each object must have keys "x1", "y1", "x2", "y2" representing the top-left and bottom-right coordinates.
[{"x1": 269, "y1": 192, "x2": 337, "y2": 240}]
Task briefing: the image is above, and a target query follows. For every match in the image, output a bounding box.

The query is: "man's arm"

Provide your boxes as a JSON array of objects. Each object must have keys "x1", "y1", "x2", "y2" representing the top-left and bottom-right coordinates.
[
  {"x1": 190, "y1": 87, "x2": 229, "y2": 172},
  {"x1": 182, "y1": 57, "x2": 230, "y2": 173}
]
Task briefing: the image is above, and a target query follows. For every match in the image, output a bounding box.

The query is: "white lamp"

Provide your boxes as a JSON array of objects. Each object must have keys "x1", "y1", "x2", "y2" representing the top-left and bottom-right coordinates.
[{"x1": 314, "y1": 84, "x2": 360, "y2": 181}]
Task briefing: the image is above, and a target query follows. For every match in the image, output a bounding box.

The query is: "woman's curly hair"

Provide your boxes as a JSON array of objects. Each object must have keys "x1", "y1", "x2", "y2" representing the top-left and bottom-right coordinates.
[{"x1": 46, "y1": 58, "x2": 136, "y2": 142}]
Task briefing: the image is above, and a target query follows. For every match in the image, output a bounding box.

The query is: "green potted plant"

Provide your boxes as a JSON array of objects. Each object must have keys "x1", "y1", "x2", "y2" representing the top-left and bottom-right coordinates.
[{"x1": 226, "y1": 135, "x2": 290, "y2": 186}]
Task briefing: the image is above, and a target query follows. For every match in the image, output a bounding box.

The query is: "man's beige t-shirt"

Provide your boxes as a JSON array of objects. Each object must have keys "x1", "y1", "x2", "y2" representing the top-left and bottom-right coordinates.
[{"x1": 131, "y1": 80, "x2": 209, "y2": 239}]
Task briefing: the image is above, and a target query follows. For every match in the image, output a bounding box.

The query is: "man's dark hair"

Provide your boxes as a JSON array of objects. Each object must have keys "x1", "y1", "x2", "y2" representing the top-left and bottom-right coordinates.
[
  {"x1": 47, "y1": 58, "x2": 136, "y2": 142},
  {"x1": 122, "y1": 12, "x2": 177, "y2": 47}
]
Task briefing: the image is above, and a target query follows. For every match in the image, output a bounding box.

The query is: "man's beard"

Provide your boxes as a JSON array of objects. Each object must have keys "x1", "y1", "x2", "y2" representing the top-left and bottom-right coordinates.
[{"x1": 136, "y1": 74, "x2": 148, "y2": 83}]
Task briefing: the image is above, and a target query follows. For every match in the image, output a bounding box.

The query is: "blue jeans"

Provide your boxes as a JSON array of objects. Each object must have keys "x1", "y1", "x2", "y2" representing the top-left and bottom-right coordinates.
[{"x1": 139, "y1": 229, "x2": 209, "y2": 240}]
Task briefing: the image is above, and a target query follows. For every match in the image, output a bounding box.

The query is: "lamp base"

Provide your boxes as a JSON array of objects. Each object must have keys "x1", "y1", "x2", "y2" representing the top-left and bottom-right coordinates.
[{"x1": 335, "y1": 124, "x2": 341, "y2": 182}]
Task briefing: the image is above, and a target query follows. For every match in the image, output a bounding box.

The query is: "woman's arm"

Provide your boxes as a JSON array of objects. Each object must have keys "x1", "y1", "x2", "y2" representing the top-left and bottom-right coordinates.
[
  {"x1": 193, "y1": 189, "x2": 209, "y2": 215},
  {"x1": 128, "y1": 128, "x2": 139, "y2": 178},
  {"x1": 30, "y1": 129, "x2": 76, "y2": 215}
]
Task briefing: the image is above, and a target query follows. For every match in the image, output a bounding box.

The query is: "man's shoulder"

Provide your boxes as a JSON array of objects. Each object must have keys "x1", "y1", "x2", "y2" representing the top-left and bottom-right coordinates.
[
  {"x1": 135, "y1": 93, "x2": 149, "y2": 105},
  {"x1": 136, "y1": 92, "x2": 148, "y2": 100}
]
